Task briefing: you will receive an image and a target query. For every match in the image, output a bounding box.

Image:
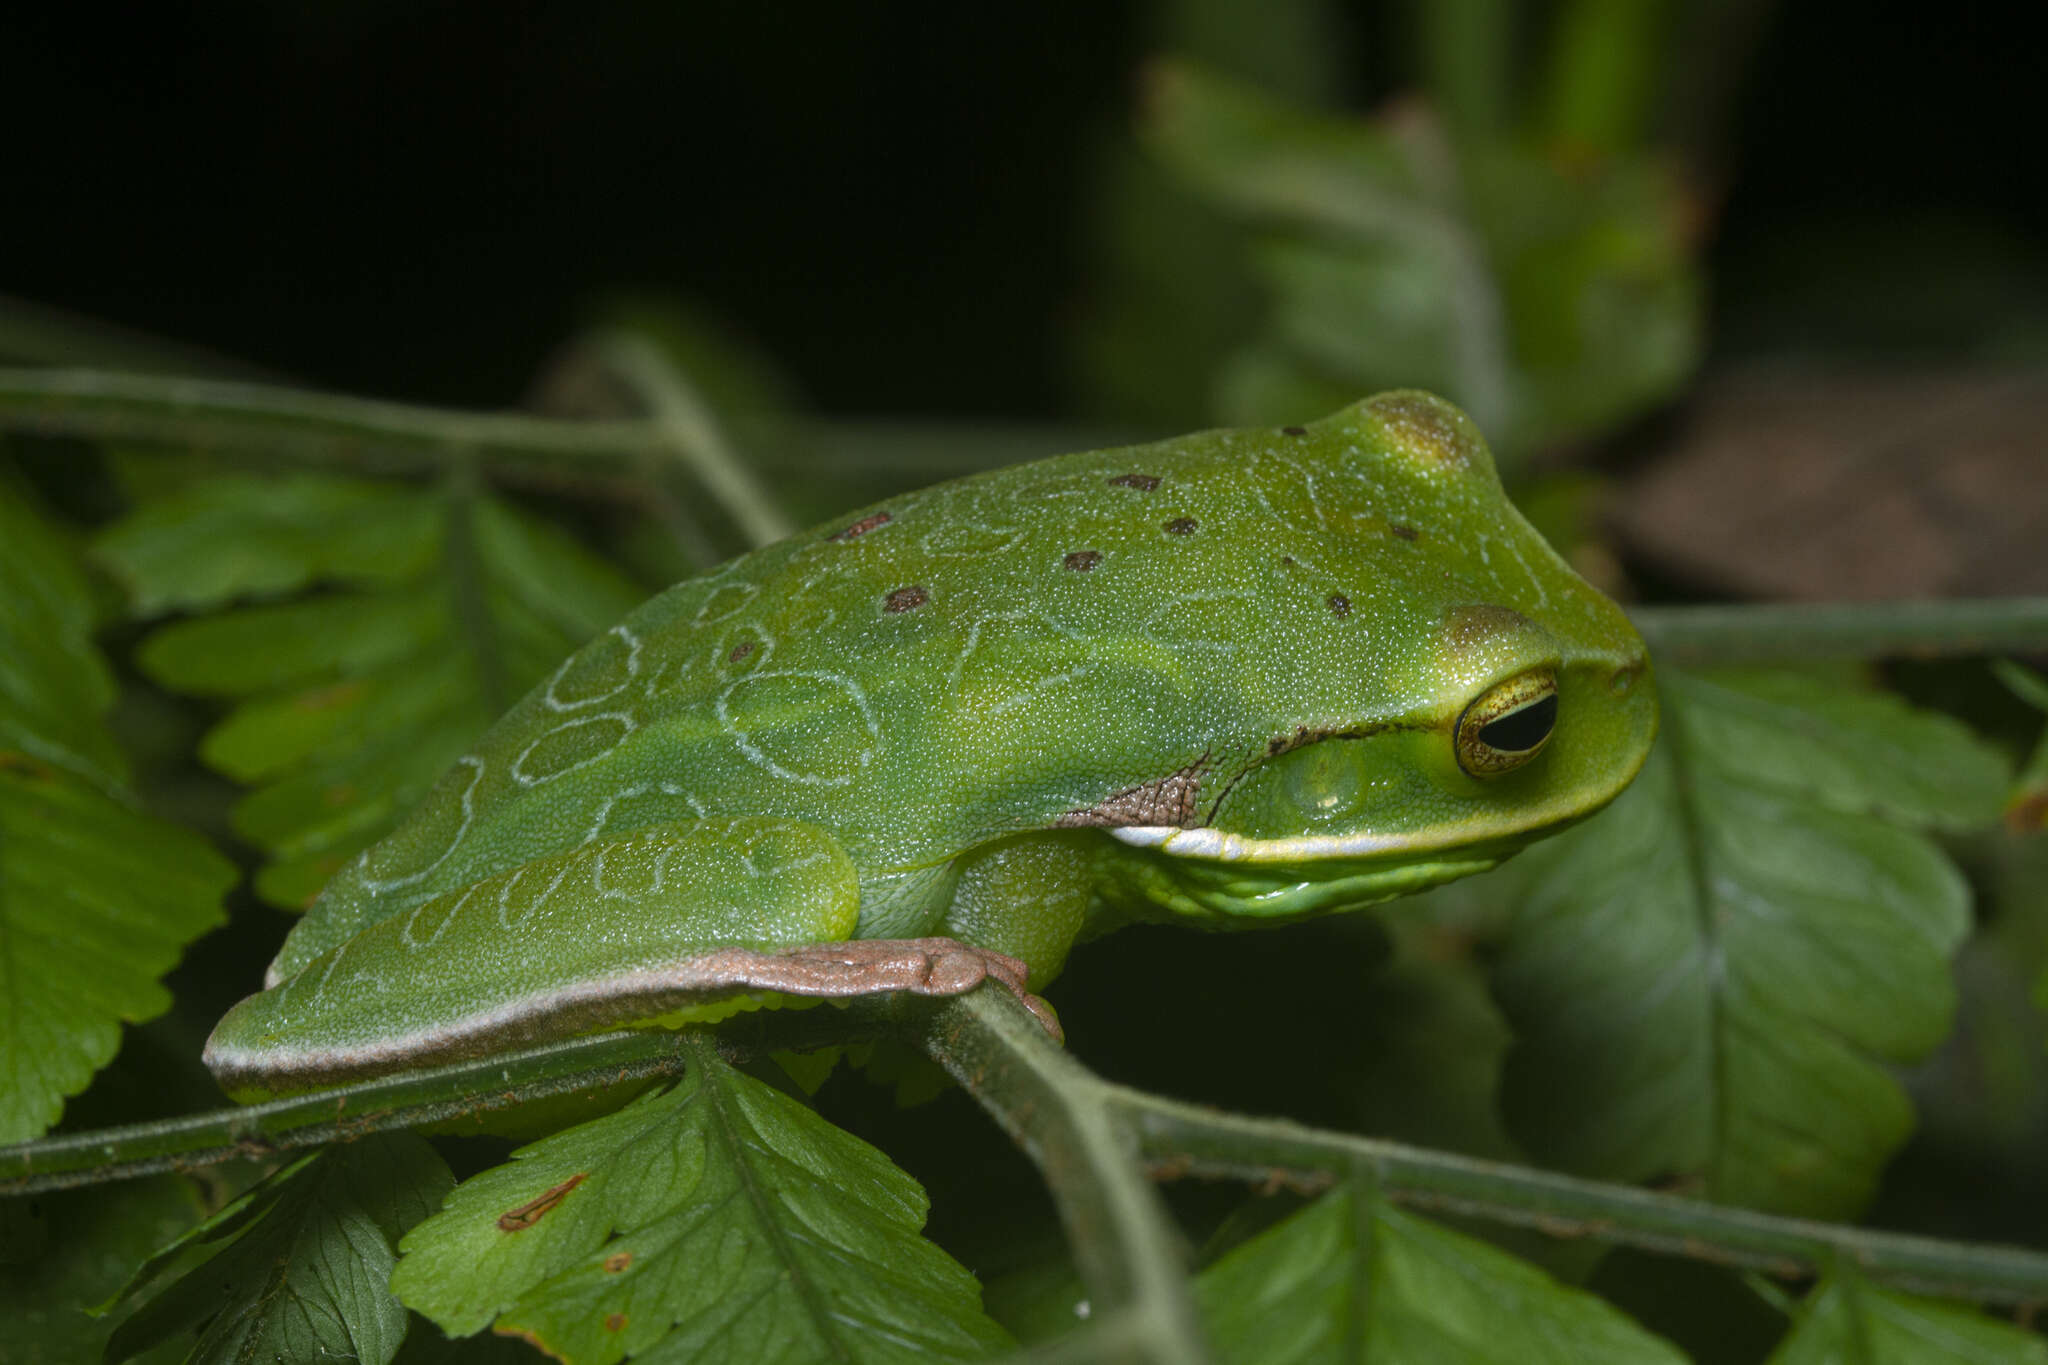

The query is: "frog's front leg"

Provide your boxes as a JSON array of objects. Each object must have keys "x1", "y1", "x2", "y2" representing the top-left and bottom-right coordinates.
[
  {"x1": 938, "y1": 831, "x2": 1100, "y2": 990},
  {"x1": 203, "y1": 818, "x2": 1055, "y2": 1100},
  {"x1": 658, "y1": 936, "x2": 1060, "y2": 1038}
]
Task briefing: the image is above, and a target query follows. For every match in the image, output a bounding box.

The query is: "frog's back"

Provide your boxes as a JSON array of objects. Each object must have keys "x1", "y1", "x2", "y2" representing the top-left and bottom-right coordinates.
[{"x1": 271, "y1": 393, "x2": 1633, "y2": 982}]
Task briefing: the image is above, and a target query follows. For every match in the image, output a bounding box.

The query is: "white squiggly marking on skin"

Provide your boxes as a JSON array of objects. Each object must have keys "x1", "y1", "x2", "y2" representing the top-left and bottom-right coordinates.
[
  {"x1": 985, "y1": 666, "x2": 1095, "y2": 721},
  {"x1": 495, "y1": 854, "x2": 577, "y2": 930},
  {"x1": 1503, "y1": 539, "x2": 1549, "y2": 611},
  {"x1": 919, "y1": 514, "x2": 1024, "y2": 558},
  {"x1": 945, "y1": 611, "x2": 1087, "y2": 691},
  {"x1": 714, "y1": 626, "x2": 776, "y2": 681},
  {"x1": 579, "y1": 781, "x2": 703, "y2": 847},
  {"x1": 359, "y1": 755, "x2": 485, "y2": 895},
  {"x1": 1140, "y1": 592, "x2": 1255, "y2": 654},
  {"x1": 401, "y1": 884, "x2": 476, "y2": 952},
  {"x1": 544, "y1": 624, "x2": 642, "y2": 711},
  {"x1": 511, "y1": 712, "x2": 639, "y2": 787},
  {"x1": 309, "y1": 939, "x2": 351, "y2": 1002},
  {"x1": 692, "y1": 578, "x2": 759, "y2": 626},
  {"x1": 715, "y1": 670, "x2": 881, "y2": 787}
]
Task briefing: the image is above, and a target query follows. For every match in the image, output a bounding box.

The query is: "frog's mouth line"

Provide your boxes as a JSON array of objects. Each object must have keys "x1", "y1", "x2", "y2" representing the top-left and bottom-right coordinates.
[{"x1": 1107, "y1": 768, "x2": 1636, "y2": 864}]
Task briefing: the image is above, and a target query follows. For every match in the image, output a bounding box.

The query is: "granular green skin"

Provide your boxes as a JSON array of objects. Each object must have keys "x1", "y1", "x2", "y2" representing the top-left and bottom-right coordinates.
[{"x1": 220, "y1": 391, "x2": 1655, "y2": 1092}]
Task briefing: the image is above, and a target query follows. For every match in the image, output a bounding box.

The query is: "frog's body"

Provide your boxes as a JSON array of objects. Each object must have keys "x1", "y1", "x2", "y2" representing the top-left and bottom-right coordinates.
[{"x1": 206, "y1": 392, "x2": 1656, "y2": 1098}]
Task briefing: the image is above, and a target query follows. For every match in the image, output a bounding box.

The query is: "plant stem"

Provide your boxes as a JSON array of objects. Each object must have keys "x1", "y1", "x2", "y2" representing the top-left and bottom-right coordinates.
[
  {"x1": 1633, "y1": 598, "x2": 2048, "y2": 664},
  {"x1": 0, "y1": 1032, "x2": 695, "y2": 1194},
  {"x1": 0, "y1": 368, "x2": 667, "y2": 482},
  {"x1": 592, "y1": 329, "x2": 796, "y2": 548},
  {"x1": 941, "y1": 989, "x2": 2048, "y2": 1310},
  {"x1": 922, "y1": 991, "x2": 1215, "y2": 1364},
  {"x1": 11, "y1": 989, "x2": 2048, "y2": 1313}
]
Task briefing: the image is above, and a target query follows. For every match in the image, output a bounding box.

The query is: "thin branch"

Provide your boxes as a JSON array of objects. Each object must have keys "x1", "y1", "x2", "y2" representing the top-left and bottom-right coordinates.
[
  {"x1": 0, "y1": 368, "x2": 669, "y2": 481},
  {"x1": 920, "y1": 992, "x2": 1216, "y2": 1364},
  {"x1": 1124, "y1": 1080, "x2": 2048, "y2": 1308},
  {"x1": 937, "y1": 990, "x2": 2048, "y2": 1310},
  {"x1": 1632, "y1": 598, "x2": 2048, "y2": 664},
  {"x1": 13, "y1": 988, "x2": 2048, "y2": 1315},
  {"x1": 0, "y1": 1003, "x2": 894, "y2": 1195},
  {"x1": 591, "y1": 330, "x2": 797, "y2": 548}
]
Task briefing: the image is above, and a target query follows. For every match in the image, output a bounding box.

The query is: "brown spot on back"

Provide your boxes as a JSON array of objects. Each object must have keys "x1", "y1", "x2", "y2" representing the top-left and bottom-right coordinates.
[
  {"x1": 1365, "y1": 392, "x2": 1485, "y2": 470},
  {"x1": 1327, "y1": 593, "x2": 1351, "y2": 619},
  {"x1": 604, "y1": 1251, "x2": 634, "y2": 1273},
  {"x1": 829, "y1": 511, "x2": 892, "y2": 542},
  {"x1": 1163, "y1": 517, "x2": 1199, "y2": 536},
  {"x1": 1282, "y1": 425, "x2": 1307, "y2": 437},
  {"x1": 728, "y1": 641, "x2": 756, "y2": 664},
  {"x1": 884, "y1": 585, "x2": 929, "y2": 613},
  {"x1": 605, "y1": 1314, "x2": 628, "y2": 1333},
  {"x1": 1390, "y1": 523, "x2": 1419, "y2": 541},
  {"x1": 1054, "y1": 759, "x2": 1207, "y2": 829},
  {"x1": 1063, "y1": 550, "x2": 1102, "y2": 571},
  {"x1": 497, "y1": 1174, "x2": 586, "y2": 1232},
  {"x1": 1109, "y1": 473, "x2": 1161, "y2": 491}
]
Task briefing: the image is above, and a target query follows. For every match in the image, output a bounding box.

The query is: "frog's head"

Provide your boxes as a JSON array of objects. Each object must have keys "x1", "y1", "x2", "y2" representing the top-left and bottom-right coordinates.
[{"x1": 1105, "y1": 392, "x2": 1657, "y2": 924}]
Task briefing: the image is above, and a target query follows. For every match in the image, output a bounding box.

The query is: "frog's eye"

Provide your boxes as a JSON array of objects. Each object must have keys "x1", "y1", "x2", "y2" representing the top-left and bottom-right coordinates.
[{"x1": 1454, "y1": 668, "x2": 1558, "y2": 777}]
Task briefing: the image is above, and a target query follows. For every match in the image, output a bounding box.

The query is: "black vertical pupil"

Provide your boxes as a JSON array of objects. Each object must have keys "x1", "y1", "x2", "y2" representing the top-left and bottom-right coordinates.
[{"x1": 1477, "y1": 694, "x2": 1557, "y2": 752}]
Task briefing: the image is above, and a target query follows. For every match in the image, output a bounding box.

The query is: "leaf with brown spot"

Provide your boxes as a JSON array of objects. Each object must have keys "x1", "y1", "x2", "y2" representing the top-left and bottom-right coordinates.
[
  {"x1": 1062, "y1": 550, "x2": 1102, "y2": 572},
  {"x1": 1107, "y1": 472, "x2": 1161, "y2": 491},
  {"x1": 1163, "y1": 516, "x2": 1199, "y2": 535},
  {"x1": 392, "y1": 1039, "x2": 1012, "y2": 1361},
  {"x1": 883, "y1": 585, "x2": 930, "y2": 613},
  {"x1": 497, "y1": 1174, "x2": 587, "y2": 1232}
]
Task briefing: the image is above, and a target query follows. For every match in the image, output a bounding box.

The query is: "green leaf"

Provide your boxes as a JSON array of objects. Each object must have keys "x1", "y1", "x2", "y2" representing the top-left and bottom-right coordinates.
[
  {"x1": 1195, "y1": 1181, "x2": 1687, "y2": 1364},
  {"x1": 0, "y1": 481, "x2": 237, "y2": 1143},
  {"x1": 0, "y1": 1176, "x2": 205, "y2": 1365},
  {"x1": 0, "y1": 480, "x2": 123, "y2": 786},
  {"x1": 1993, "y1": 659, "x2": 2048, "y2": 832},
  {"x1": 393, "y1": 1039, "x2": 1012, "y2": 1364},
  {"x1": 1768, "y1": 1269, "x2": 2048, "y2": 1364},
  {"x1": 92, "y1": 472, "x2": 441, "y2": 614},
  {"x1": 102, "y1": 1133, "x2": 453, "y2": 1365},
  {"x1": 1490, "y1": 668, "x2": 2005, "y2": 1216},
  {"x1": 99, "y1": 471, "x2": 644, "y2": 907},
  {"x1": 1140, "y1": 59, "x2": 1700, "y2": 461}
]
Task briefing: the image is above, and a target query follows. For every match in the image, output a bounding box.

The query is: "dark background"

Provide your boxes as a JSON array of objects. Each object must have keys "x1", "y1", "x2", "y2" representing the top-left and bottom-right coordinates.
[{"x1": 6, "y1": 1, "x2": 2044, "y2": 416}]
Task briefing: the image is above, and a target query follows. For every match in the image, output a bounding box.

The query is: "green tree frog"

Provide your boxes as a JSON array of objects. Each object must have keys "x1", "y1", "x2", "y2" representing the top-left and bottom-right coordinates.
[{"x1": 206, "y1": 392, "x2": 1656, "y2": 1098}]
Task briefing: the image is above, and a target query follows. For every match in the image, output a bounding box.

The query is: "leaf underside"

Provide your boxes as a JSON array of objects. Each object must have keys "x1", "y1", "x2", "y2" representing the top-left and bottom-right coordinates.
[
  {"x1": 1195, "y1": 1181, "x2": 1688, "y2": 1365},
  {"x1": 393, "y1": 1040, "x2": 1012, "y2": 1364},
  {"x1": 1767, "y1": 1270, "x2": 2048, "y2": 1365},
  {"x1": 101, "y1": 1133, "x2": 453, "y2": 1365},
  {"x1": 1489, "y1": 667, "x2": 2009, "y2": 1217}
]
